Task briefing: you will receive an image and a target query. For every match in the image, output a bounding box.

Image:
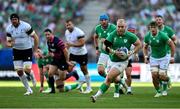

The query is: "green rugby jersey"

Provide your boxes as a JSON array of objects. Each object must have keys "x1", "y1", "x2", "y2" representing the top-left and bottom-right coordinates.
[
  {"x1": 106, "y1": 30, "x2": 138, "y2": 62},
  {"x1": 95, "y1": 23, "x2": 116, "y2": 54},
  {"x1": 144, "y1": 31, "x2": 170, "y2": 58}
]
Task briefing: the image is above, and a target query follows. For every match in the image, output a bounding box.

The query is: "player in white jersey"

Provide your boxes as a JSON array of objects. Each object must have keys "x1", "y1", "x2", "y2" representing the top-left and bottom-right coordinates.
[
  {"x1": 65, "y1": 19, "x2": 92, "y2": 93},
  {"x1": 6, "y1": 13, "x2": 39, "y2": 95}
]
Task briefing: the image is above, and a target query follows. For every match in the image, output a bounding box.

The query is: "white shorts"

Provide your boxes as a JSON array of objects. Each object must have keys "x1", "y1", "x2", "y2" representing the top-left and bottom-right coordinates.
[
  {"x1": 14, "y1": 61, "x2": 32, "y2": 70},
  {"x1": 149, "y1": 55, "x2": 170, "y2": 72},
  {"x1": 107, "y1": 60, "x2": 128, "y2": 74},
  {"x1": 97, "y1": 53, "x2": 109, "y2": 67}
]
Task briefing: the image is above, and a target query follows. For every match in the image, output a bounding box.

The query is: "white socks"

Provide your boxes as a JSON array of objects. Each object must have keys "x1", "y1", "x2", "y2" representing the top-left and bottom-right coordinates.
[
  {"x1": 85, "y1": 74, "x2": 91, "y2": 89},
  {"x1": 19, "y1": 74, "x2": 32, "y2": 92},
  {"x1": 127, "y1": 87, "x2": 132, "y2": 92},
  {"x1": 94, "y1": 90, "x2": 102, "y2": 98}
]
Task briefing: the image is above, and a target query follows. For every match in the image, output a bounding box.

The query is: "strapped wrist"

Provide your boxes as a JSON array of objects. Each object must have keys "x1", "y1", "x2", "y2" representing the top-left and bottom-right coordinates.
[{"x1": 96, "y1": 46, "x2": 99, "y2": 50}]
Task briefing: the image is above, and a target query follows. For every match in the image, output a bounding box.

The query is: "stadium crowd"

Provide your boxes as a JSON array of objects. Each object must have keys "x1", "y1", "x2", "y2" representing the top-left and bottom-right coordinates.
[
  {"x1": 0, "y1": 0, "x2": 180, "y2": 62},
  {"x1": 0, "y1": 0, "x2": 86, "y2": 50},
  {"x1": 106, "y1": 0, "x2": 180, "y2": 62}
]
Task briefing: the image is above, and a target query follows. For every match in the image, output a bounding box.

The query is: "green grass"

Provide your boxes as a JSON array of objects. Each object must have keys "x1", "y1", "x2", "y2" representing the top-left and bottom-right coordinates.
[{"x1": 0, "y1": 81, "x2": 180, "y2": 108}]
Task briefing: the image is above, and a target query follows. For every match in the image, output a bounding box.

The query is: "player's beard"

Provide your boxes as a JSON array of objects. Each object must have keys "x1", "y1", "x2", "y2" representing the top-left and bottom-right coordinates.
[{"x1": 12, "y1": 21, "x2": 20, "y2": 28}]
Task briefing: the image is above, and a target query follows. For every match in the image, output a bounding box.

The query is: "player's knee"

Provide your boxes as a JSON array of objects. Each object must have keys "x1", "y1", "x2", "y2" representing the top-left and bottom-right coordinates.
[
  {"x1": 159, "y1": 69, "x2": 167, "y2": 81},
  {"x1": 17, "y1": 70, "x2": 23, "y2": 76},
  {"x1": 98, "y1": 65, "x2": 105, "y2": 71},
  {"x1": 23, "y1": 65, "x2": 31, "y2": 73},
  {"x1": 56, "y1": 80, "x2": 64, "y2": 92},
  {"x1": 150, "y1": 67, "x2": 158, "y2": 73},
  {"x1": 98, "y1": 70, "x2": 104, "y2": 75},
  {"x1": 105, "y1": 76, "x2": 113, "y2": 84},
  {"x1": 126, "y1": 73, "x2": 131, "y2": 79},
  {"x1": 151, "y1": 72, "x2": 158, "y2": 79}
]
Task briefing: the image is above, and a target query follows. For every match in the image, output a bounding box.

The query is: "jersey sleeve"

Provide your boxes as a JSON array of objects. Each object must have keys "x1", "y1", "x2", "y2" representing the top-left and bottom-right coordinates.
[
  {"x1": 95, "y1": 25, "x2": 99, "y2": 35},
  {"x1": 166, "y1": 26, "x2": 175, "y2": 38},
  {"x1": 129, "y1": 33, "x2": 138, "y2": 44},
  {"x1": 57, "y1": 39, "x2": 65, "y2": 50},
  {"x1": 144, "y1": 33, "x2": 150, "y2": 45},
  {"x1": 76, "y1": 28, "x2": 85, "y2": 39},
  {"x1": 161, "y1": 32, "x2": 170, "y2": 43},
  {"x1": 24, "y1": 22, "x2": 34, "y2": 36}
]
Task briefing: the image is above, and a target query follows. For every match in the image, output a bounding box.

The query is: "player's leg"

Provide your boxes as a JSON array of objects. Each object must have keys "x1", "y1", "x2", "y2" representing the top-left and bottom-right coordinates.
[
  {"x1": 159, "y1": 56, "x2": 170, "y2": 96},
  {"x1": 162, "y1": 54, "x2": 172, "y2": 90},
  {"x1": 125, "y1": 59, "x2": 133, "y2": 94},
  {"x1": 48, "y1": 64, "x2": 58, "y2": 93},
  {"x1": 97, "y1": 53, "x2": 109, "y2": 78},
  {"x1": 14, "y1": 61, "x2": 33, "y2": 95},
  {"x1": 23, "y1": 61, "x2": 35, "y2": 95},
  {"x1": 150, "y1": 57, "x2": 161, "y2": 97},
  {"x1": 91, "y1": 67, "x2": 119, "y2": 102},
  {"x1": 13, "y1": 49, "x2": 33, "y2": 95},
  {"x1": 72, "y1": 53, "x2": 92, "y2": 93},
  {"x1": 91, "y1": 61, "x2": 128, "y2": 102},
  {"x1": 37, "y1": 59, "x2": 44, "y2": 92},
  {"x1": 113, "y1": 61, "x2": 128, "y2": 97},
  {"x1": 66, "y1": 63, "x2": 79, "y2": 80},
  {"x1": 24, "y1": 55, "x2": 36, "y2": 87}
]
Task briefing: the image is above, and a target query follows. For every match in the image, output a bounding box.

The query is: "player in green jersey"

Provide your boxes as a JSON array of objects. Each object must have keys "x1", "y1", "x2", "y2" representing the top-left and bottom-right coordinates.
[
  {"x1": 94, "y1": 13, "x2": 116, "y2": 78},
  {"x1": 155, "y1": 15, "x2": 177, "y2": 90},
  {"x1": 36, "y1": 47, "x2": 53, "y2": 93},
  {"x1": 94, "y1": 14, "x2": 127, "y2": 97},
  {"x1": 143, "y1": 21, "x2": 175, "y2": 97},
  {"x1": 91, "y1": 19, "x2": 141, "y2": 102}
]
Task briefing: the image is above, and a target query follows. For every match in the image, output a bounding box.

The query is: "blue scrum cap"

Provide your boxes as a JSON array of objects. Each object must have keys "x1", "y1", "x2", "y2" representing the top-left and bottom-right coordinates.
[{"x1": 99, "y1": 13, "x2": 109, "y2": 21}]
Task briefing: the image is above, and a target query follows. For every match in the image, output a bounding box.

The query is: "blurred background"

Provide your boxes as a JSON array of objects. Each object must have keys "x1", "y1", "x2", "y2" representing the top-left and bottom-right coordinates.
[{"x1": 0, "y1": 0, "x2": 180, "y2": 81}]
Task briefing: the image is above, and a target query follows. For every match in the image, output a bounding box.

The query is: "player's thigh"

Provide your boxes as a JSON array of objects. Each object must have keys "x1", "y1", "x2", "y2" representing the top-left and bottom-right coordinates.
[
  {"x1": 13, "y1": 60, "x2": 23, "y2": 70},
  {"x1": 48, "y1": 65, "x2": 58, "y2": 76},
  {"x1": 97, "y1": 53, "x2": 109, "y2": 67},
  {"x1": 107, "y1": 61, "x2": 128, "y2": 81},
  {"x1": 149, "y1": 57, "x2": 159, "y2": 73},
  {"x1": 159, "y1": 55, "x2": 169, "y2": 70}
]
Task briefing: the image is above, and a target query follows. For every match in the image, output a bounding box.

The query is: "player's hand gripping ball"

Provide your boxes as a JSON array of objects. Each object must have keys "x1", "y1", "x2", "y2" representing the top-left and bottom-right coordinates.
[{"x1": 115, "y1": 47, "x2": 128, "y2": 60}]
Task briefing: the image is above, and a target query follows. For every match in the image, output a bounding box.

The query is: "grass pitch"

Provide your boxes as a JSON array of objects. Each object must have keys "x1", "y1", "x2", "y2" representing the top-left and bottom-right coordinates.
[{"x1": 0, "y1": 81, "x2": 180, "y2": 108}]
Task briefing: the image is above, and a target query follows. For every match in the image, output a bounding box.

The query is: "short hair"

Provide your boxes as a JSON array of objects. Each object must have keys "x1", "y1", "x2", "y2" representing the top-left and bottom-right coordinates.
[
  {"x1": 65, "y1": 19, "x2": 73, "y2": 23},
  {"x1": 155, "y1": 15, "x2": 163, "y2": 19},
  {"x1": 44, "y1": 28, "x2": 52, "y2": 33},
  {"x1": 117, "y1": 19, "x2": 126, "y2": 24},
  {"x1": 149, "y1": 21, "x2": 158, "y2": 27},
  {"x1": 10, "y1": 13, "x2": 19, "y2": 20}
]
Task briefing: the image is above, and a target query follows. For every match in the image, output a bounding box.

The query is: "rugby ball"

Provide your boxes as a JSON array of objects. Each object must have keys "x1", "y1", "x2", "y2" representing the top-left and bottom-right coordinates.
[{"x1": 116, "y1": 47, "x2": 128, "y2": 59}]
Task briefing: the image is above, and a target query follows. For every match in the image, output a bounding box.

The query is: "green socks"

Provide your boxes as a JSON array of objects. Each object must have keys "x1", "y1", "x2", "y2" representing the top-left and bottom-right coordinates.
[
  {"x1": 65, "y1": 84, "x2": 78, "y2": 92},
  {"x1": 100, "y1": 83, "x2": 109, "y2": 94}
]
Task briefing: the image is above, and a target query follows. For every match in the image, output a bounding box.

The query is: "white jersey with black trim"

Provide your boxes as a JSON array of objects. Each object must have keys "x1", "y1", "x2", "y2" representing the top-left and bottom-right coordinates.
[
  {"x1": 6, "y1": 20, "x2": 34, "y2": 50},
  {"x1": 65, "y1": 27, "x2": 87, "y2": 55}
]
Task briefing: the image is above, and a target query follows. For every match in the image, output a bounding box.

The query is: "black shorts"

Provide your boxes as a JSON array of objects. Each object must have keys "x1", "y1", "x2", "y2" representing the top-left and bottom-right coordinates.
[
  {"x1": 127, "y1": 59, "x2": 132, "y2": 67},
  {"x1": 51, "y1": 58, "x2": 68, "y2": 71},
  {"x1": 13, "y1": 48, "x2": 32, "y2": 61},
  {"x1": 70, "y1": 53, "x2": 88, "y2": 66}
]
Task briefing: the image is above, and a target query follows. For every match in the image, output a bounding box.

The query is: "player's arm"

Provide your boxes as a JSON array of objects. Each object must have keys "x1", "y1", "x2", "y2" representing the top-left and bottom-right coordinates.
[
  {"x1": 93, "y1": 33, "x2": 99, "y2": 50},
  {"x1": 143, "y1": 43, "x2": 149, "y2": 64},
  {"x1": 167, "y1": 39, "x2": 175, "y2": 63},
  {"x1": 103, "y1": 40, "x2": 113, "y2": 54},
  {"x1": 6, "y1": 33, "x2": 14, "y2": 47},
  {"x1": 129, "y1": 39, "x2": 141, "y2": 57},
  {"x1": 171, "y1": 34, "x2": 177, "y2": 46},
  {"x1": 26, "y1": 24, "x2": 39, "y2": 52},
  {"x1": 67, "y1": 36, "x2": 85, "y2": 47}
]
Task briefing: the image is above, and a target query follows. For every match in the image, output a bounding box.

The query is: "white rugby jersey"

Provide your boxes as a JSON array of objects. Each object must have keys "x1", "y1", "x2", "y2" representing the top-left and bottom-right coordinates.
[
  {"x1": 6, "y1": 20, "x2": 34, "y2": 50},
  {"x1": 65, "y1": 27, "x2": 87, "y2": 55}
]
